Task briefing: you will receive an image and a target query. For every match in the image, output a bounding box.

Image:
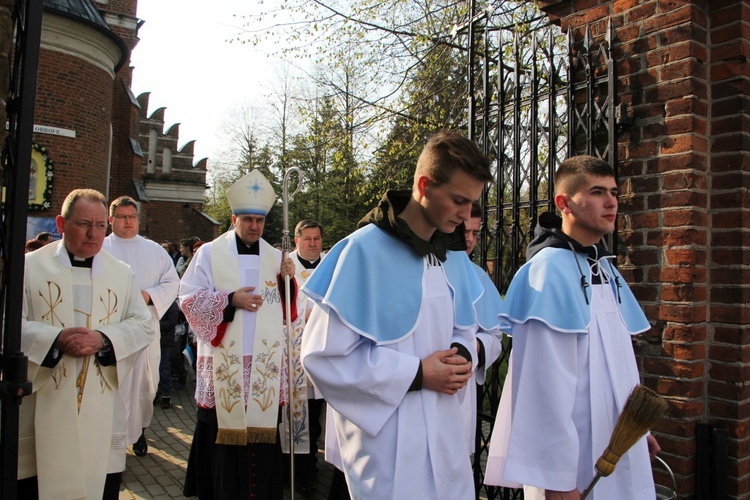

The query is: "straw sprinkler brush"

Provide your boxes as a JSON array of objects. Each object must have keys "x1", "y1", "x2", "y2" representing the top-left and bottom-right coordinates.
[{"x1": 580, "y1": 384, "x2": 668, "y2": 499}]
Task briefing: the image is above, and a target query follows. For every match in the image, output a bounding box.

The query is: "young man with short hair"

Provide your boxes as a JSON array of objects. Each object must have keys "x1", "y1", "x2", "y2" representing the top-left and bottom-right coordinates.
[
  {"x1": 103, "y1": 196, "x2": 179, "y2": 456},
  {"x1": 486, "y1": 155, "x2": 660, "y2": 500},
  {"x1": 301, "y1": 130, "x2": 493, "y2": 499}
]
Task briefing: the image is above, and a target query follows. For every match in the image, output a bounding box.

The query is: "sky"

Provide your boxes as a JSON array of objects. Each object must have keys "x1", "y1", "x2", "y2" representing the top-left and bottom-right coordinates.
[{"x1": 130, "y1": 1, "x2": 285, "y2": 163}]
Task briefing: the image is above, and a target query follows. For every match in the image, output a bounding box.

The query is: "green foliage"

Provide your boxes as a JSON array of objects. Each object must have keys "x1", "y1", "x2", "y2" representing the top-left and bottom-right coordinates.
[
  {"x1": 208, "y1": 0, "x2": 556, "y2": 252},
  {"x1": 285, "y1": 93, "x2": 369, "y2": 247}
]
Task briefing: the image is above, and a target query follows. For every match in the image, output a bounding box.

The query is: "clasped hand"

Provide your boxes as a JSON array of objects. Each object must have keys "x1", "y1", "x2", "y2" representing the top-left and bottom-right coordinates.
[
  {"x1": 421, "y1": 347, "x2": 472, "y2": 395},
  {"x1": 55, "y1": 327, "x2": 105, "y2": 357}
]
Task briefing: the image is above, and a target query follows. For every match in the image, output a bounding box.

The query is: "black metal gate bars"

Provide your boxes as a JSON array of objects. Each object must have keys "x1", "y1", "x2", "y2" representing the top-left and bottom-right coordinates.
[
  {"x1": 458, "y1": 3, "x2": 618, "y2": 498},
  {"x1": 0, "y1": 0, "x2": 42, "y2": 498}
]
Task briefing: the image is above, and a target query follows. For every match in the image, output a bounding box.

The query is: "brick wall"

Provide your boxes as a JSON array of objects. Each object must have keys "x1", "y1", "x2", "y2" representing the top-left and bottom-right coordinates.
[
  {"x1": 27, "y1": 0, "x2": 217, "y2": 242},
  {"x1": 707, "y1": 1, "x2": 750, "y2": 496},
  {"x1": 98, "y1": 0, "x2": 141, "y2": 203},
  {"x1": 33, "y1": 48, "x2": 115, "y2": 212},
  {"x1": 538, "y1": 0, "x2": 749, "y2": 498},
  {"x1": 143, "y1": 200, "x2": 218, "y2": 245},
  {"x1": 95, "y1": 0, "x2": 137, "y2": 15}
]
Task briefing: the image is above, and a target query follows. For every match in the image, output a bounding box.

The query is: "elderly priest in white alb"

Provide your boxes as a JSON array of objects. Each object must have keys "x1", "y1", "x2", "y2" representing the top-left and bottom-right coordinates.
[{"x1": 18, "y1": 189, "x2": 154, "y2": 500}]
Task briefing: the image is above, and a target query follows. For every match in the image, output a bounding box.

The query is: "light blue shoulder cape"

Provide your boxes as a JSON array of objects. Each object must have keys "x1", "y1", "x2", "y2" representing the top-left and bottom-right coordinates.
[
  {"x1": 302, "y1": 224, "x2": 484, "y2": 345},
  {"x1": 499, "y1": 247, "x2": 650, "y2": 335},
  {"x1": 471, "y1": 263, "x2": 506, "y2": 332}
]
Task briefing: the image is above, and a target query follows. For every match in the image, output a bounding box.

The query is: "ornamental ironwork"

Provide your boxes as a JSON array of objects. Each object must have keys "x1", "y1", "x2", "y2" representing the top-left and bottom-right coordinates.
[{"x1": 455, "y1": 2, "x2": 618, "y2": 498}]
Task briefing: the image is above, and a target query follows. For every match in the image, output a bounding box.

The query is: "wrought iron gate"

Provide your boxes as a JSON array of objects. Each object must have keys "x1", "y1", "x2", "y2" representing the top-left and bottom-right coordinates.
[
  {"x1": 0, "y1": 0, "x2": 43, "y2": 497},
  {"x1": 458, "y1": 3, "x2": 619, "y2": 498}
]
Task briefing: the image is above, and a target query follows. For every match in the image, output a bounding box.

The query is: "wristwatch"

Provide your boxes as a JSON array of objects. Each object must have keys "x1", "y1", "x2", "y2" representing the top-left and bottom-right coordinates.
[{"x1": 100, "y1": 335, "x2": 112, "y2": 352}]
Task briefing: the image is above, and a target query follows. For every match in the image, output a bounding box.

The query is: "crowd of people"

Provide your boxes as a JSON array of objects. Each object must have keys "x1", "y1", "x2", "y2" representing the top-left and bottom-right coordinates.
[{"x1": 18, "y1": 130, "x2": 660, "y2": 500}]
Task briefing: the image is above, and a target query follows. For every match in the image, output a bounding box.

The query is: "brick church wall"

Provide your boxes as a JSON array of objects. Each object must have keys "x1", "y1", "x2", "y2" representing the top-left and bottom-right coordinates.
[
  {"x1": 19, "y1": 0, "x2": 217, "y2": 243},
  {"x1": 34, "y1": 48, "x2": 115, "y2": 212},
  {"x1": 537, "y1": 0, "x2": 749, "y2": 497},
  {"x1": 99, "y1": 0, "x2": 142, "y2": 203}
]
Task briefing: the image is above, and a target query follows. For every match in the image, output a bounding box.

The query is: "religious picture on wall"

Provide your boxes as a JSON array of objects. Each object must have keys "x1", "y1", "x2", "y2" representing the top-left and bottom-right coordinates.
[
  {"x1": 29, "y1": 157, "x2": 38, "y2": 201},
  {"x1": 27, "y1": 143, "x2": 54, "y2": 211},
  {"x1": 4, "y1": 143, "x2": 55, "y2": 210}
]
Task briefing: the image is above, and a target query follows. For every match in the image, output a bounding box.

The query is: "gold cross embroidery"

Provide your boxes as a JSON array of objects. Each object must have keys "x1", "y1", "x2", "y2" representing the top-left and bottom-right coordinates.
[
  {"x1": 39, "y1": 281, "x2": 64, "y2": 327},
  {"x1": 52, "y1": 363, "x2": 67, "y2": 389},
  {"x1": 99, "y1": 289, "x2": 118, "y2": 325}
]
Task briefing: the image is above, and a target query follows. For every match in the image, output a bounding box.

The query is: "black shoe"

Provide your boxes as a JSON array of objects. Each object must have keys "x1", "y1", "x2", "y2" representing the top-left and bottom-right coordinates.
[
  {"x1": 153, "y1": 391, "x2": 162, "y2": 405},
  {"x1": 161, "y1": 395, "x2": 172, "y2": 409},
  {"x1": 133, "y1": 432, "x2": 148, "y2": 457}
]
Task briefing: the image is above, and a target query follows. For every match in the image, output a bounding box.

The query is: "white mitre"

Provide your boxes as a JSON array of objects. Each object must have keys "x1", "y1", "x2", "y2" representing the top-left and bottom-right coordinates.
[{"x1": 226, "y1": 169, "x2": 276, "y2": 215}]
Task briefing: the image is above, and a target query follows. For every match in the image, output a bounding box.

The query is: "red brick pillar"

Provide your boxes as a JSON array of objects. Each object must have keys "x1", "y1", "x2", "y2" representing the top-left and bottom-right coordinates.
[
  {"x1": 537, "y1": 0, "x2": 749, "y2": 498},
  {"x1": 705, "y1": 2, "x2": 750, "y2": 497}
]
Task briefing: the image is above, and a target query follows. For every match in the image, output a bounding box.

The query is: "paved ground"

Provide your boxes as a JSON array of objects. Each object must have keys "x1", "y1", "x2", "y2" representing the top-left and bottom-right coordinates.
[{"x1": 118, "y1": 370, "x2": 334, "y2": 500}]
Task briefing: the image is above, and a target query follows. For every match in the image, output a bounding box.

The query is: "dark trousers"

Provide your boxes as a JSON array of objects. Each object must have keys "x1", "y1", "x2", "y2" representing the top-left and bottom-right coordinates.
[
  {"x1": 328, "y1": 468, "x2": 352, "y2": 500},
  {"x1": 171, "y1": 334, "x2": 187, "y2": 388},
  {"x1": 18, "y1": 472, "x2": 121, "y2": 500},
  {"x1": 157, "y1": 344, "x2": 172, "y2": 395},
  {"x1": 184, "y1": 407, "x2": 284, "y2": 500}
]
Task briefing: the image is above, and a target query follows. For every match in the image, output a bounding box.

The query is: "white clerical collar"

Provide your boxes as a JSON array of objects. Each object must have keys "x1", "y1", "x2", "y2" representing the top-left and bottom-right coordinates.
[{"x1": 296, "y1": 255, "x2": 320, "y2": 269}]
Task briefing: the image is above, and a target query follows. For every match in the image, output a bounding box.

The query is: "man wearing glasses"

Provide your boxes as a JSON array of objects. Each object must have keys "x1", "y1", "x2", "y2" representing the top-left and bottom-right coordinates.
[
  {"x1": 18, "y1": 189, "x2": 154, "y2": 499},
  {"x1": 103, "y1": 196, "x2": 180, "y2": 460}
]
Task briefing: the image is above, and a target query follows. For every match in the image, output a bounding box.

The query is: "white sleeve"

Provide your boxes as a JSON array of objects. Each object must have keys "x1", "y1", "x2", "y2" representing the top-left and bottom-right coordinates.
[
  {"x1": 476, "y1": 328, "x2": 503, "y2": 384},
  {"x1": 301, "y1": 304, "x2": 420, "y2": 438},
  {"x1": 503, "y1": 320, "x2": 582, "y2": 491},
  {"x1": 178, "y1": 245, "x2": 229, "y2": 344},
  {"x1": 144, "y1": 249, "x2": 180, "y2": 319},
  {"x1": 97, "y1": 269, "x2": 156, "y2": 388},
  {"x1": 21, "y1": 269, "x2": 62, "y2": 386}
]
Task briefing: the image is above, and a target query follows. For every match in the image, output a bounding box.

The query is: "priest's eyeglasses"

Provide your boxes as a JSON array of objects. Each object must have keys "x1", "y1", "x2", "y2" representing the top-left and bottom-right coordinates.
[
  {"x1": 113, "y1": 214, "x2": 138, "y2": 221},
  {"x1": 72, "y1": 220, "x2": 108, "y2": 231}
]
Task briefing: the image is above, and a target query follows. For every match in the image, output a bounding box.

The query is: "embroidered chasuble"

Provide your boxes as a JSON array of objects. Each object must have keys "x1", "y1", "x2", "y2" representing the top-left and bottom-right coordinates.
[
  {"x1": 19, "y1": 242, "x2": 154, "y2": 500},
  {"x1": 208, "y1": 235, "x2": 299, "y2": 446}
]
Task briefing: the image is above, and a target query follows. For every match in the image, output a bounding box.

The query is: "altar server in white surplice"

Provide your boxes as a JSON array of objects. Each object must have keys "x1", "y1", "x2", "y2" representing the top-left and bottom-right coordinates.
[
  {"x1": 102, "y1": 196, "x2": 179, "y2": 458},
  {"x1": 485, "y1": 156, "x2": 661, "y2": 500},
  {"x1": 18, "y1": 189, "x2": 154, "y2": 500},
  {"x1": 301, "y1": 131, "x2": 494, "y2": 500},
  {"x1": 179, "y1": 169, "x2": 299, "y2": 500}
]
